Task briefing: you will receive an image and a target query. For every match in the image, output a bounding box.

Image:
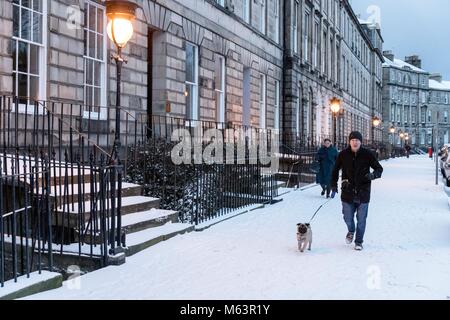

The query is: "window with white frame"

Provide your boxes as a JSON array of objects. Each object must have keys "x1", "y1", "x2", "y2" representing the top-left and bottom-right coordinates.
[
  {"x1": 215, "y1": 55, "x2": 225, "y2": 124},
  {"x1": 427, "y1": 110, "x2": 431, "y2": 123},
  {"x1": 390, "y1": 104, "x2": 395, "y2": 121},
  {"x1": 411, "y1": 108, "x2": 416, "y2": 123},
  {"x1": 330, "y1": 35, "x2": 334, "y2": 80},
  {"x1": 12, "y1": 0, "x2": 47, "y2": 108},
  {"x1": 84, "y1": 1, "x2": 106, "y2": 117},
  {"x1": 259, "y1": 74, "x2": 266, "y2": 128},
  {"x1": 322, "y1": 29, "x2": 327, "y2": 74},
  {"x1": 293, "y1": 1, "x2": 298, "y2": 53},
  {"x1": 243, "y1": 0, "x2": 250, "y2": 23},
  {"x1": 185, "y1": 42, "x2": 199, "y2": 121},
  {"x1": 313, "y1": 21, "x2": 319, "y2": 68},
  {"x1": 274, "y1": 0, "x2": 280, "y2": 43},
  {"x1": 346, "y1": 60, "x2": 349, "y2": 89},
  {"x1": 303, "y1": 11, "x2": 310, "y2": 62},
  {"x1": 445, "y1": 111, "x2": 448, "y2": 123},
  {"x1": 420, "y1": 131, "x2": 425, "y2": 145},
  {"x1": 243, "y1": 67, "x2": 251, "y2": 126},
  {"x1": 295, "y1": 95, "x2": 300, "y2": 135},
  {"x1": 274, "y1": 80, "x2": 280, "y2": 130},
  {"x1": 260, "y1": 0, "x2": 266, "y2": 34}
]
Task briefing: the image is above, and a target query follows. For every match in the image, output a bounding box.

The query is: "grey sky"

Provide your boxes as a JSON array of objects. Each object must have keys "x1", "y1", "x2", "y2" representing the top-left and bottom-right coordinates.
[{"x1": 350, "y1": 0, "x2": 450, "y2": 79}]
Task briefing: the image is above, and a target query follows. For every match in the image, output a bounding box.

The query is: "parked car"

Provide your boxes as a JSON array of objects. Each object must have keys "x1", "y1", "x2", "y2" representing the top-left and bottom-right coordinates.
[{"x1": 439, "y1": 144, "x2": 450, "y2": 185}]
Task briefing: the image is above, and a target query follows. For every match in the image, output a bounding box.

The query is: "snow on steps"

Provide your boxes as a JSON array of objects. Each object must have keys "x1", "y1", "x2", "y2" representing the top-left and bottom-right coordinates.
[
  {"x1": 125, "y1": 222, "x2": 194, "y2": 256},
  {"x1": 48, "y1": 182, "x2": 142, "y2": 204},
  {"x1": 77, "y1": 208, "x2": 180, "y2": 244},
  {"x1": 0, "y1": 271, "x2": 63, "y2": 300},
  {"x1": 53, "y1": 195, "x2": 160, "y2": 228},
  {"x1": 276, "y1": 180, "x2": 287, "y2": 188}
]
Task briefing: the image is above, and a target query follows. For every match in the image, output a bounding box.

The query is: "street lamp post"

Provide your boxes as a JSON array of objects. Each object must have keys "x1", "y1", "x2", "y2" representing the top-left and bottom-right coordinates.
[
  {"x1": 330, "y1": 97, "x2": 341, "y2": 147},
  {"x1": 389, "y1": 125, "x2": 395, "y2": 158},
  {"x1": 106, "y1": 0, "x2": 137, "y2": 162},
  {"x1": 372, "y1": 116, "x2": 381, "y2": 146},
  {"x1": 399, "y1": 130, "x2": 405, "y2": 155}
]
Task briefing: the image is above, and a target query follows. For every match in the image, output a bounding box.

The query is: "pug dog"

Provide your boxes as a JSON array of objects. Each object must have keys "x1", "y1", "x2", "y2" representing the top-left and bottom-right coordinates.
[{"x1": 296, "y1": 223, "x2": 312, "y2": 252}]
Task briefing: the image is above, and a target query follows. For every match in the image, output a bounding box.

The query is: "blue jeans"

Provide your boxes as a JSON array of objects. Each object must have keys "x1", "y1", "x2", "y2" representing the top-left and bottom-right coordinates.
[{"x1": 342, "y1": 202, "x2": 369, "y2": 245}]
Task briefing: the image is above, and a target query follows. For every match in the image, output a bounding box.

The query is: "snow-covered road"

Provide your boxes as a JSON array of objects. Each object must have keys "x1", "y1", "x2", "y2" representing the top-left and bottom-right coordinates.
[{"x1": 26, "y1": 155, "x2": 450, "y2": 299}]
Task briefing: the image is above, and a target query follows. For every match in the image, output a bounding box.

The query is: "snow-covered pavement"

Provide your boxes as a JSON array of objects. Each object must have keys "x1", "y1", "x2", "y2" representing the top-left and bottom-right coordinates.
[{"x1": 26, "y1": 155, "x2": 450, "y2": 300}]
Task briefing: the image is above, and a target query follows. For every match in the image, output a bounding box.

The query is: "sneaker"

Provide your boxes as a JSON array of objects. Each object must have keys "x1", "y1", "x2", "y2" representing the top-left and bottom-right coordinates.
[
  {"x1": 321, "y1": 190, "x2": 325, "y2": 196},
  {"x1": 355, "y1": 243, "x2": 363, "y2": 251},
  {"x1": 345, "y1": 232, "x2": 354, "y2": 244}
]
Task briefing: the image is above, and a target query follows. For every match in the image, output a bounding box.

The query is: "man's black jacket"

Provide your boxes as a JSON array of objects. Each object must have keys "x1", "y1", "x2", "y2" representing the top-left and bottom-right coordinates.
[{"x1": 331, "y1": 146, "x2": 383, "y2": 203}]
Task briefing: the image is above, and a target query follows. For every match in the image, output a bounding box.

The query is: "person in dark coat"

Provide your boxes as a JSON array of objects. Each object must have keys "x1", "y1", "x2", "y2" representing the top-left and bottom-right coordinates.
[
  {"x1": 404, "y1": 144, "x2": 411, "y2": 158},
  {"x1": 330, "y1": 131, "x2": 383, "y2": 251},
  {"x1": 315, "y1": 138, "x2": 338, "y2": 198}
]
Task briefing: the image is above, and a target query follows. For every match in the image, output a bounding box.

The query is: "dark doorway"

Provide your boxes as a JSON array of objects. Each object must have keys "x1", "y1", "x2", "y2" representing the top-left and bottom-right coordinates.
[{"x1": 147, "y1": 28, "x2": 155, "y2": 137}]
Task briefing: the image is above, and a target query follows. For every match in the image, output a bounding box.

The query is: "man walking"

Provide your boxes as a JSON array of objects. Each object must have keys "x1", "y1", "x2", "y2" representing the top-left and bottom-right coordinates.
[
  {"x1": 330, "y1": 131, "x2": 383, "y2": 251},
  {"x1": 315, "y1": 138, "x2": 338, "y2": 198}
]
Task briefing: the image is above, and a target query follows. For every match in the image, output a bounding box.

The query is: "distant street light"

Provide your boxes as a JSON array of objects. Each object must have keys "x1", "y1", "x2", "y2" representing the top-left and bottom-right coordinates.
[
  {"x1": 389, "y1": 125, "x2": 396, "y2": 158},
  {"x1": 373, "y1": 116, "x2": 381, "y2": 128},
  {"x1": 399, "y1": 130, "x2": 405, "y2": 150},
  {"x1": 330, "y1": 97, "x2": 341, "y2": 146},
  {"x1": 372, "y1": 116, "x2": 381, "y2": 145}
]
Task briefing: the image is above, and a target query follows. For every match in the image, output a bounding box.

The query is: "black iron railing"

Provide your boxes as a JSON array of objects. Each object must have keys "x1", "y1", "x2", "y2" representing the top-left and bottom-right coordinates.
[
  {"x1": 0, "y1": 96, "x2": 125, "y2": 286},
  {"x1": 0, "y1": 95, "x2": 281, "y2": 286},
  {"x1": 0, "y1": 153, "x2": 52, "y2": 287},
  {"x1": 124, "y1": 113, "x2": 279, "y2": 225}
]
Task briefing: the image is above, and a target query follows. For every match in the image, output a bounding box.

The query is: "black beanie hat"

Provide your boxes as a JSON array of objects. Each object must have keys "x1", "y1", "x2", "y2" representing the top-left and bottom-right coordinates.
[{"x1": 349, "y1": 131, "x2": 363, "y2": 142}]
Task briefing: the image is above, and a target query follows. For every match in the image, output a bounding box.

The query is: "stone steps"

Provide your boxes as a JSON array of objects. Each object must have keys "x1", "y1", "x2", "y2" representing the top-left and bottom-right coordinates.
[
  {"x1": 1, "y1": 153, "x2": 195, "y2": 271},
  {"x1": 125, "y1": 222, "x2": 194, "y2": 257},
  {"x1": 77, "y1": 208, "x2": 180, "y2": 244},
  {"x1": 53, "y1": 195, "x2": 160, "y2": 228},
  {"x1": 48, "y1": 182, "x2": 142, "y2": 204}
]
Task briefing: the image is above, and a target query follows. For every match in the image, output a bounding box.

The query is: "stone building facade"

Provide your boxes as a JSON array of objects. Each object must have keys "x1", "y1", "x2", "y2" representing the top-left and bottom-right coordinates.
[
  {"x1": 0, "y1": 0, "x2": 284, "y2": 135},
  {"x1": 282, "y1": 0, "x2": 384, "y2": 147},
  {"x1": 0, "y1": 0, "x2": 384, "y2": 148},
  {"x1": 382, "y1": 51, "x2": 450, "y2": 148}
]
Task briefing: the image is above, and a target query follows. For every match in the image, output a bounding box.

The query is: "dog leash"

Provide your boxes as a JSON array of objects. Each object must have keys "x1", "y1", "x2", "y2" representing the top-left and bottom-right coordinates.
[{"x1": 308, "y1": 198, "x2": 333, "y2": 224}]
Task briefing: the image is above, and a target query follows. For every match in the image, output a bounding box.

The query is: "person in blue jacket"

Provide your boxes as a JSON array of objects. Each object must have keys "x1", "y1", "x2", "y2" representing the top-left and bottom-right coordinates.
[{"x1": 315, "y1": 138, "x2": 338, "y2": 198}]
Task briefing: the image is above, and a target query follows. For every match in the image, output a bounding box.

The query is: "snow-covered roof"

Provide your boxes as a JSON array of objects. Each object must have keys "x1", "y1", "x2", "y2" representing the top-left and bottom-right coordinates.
[
  {"x1": 429, "y1": 79, "x2": 450, "y2": 91},
  {"x1": 358, "y1": 18, "x2": 368, "y2": 24},
  {"x1": 383, "y1": 57, "x2": 427, "y2": 73},
  {"x1": 358, "y1": 18, "x2": 379, "y2": 29}
]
